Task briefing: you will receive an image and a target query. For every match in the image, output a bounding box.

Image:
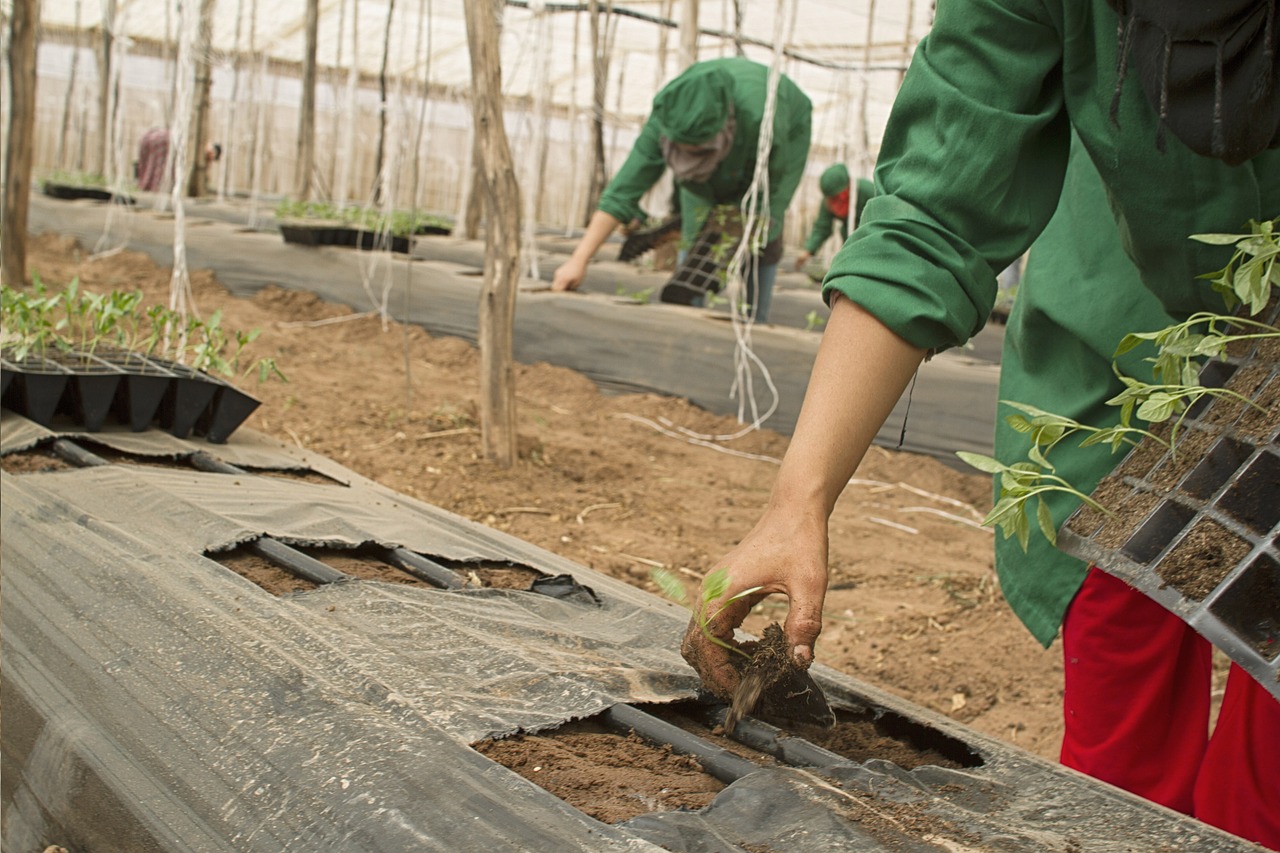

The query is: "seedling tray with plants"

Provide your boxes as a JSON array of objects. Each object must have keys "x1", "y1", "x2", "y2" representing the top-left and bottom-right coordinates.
[
  {"x1": 1, "y1": 278, "x2": 282, "y2": 442},
  {"x1": 1059, "y1": 296, "x2": 1279, "y2": 700}
]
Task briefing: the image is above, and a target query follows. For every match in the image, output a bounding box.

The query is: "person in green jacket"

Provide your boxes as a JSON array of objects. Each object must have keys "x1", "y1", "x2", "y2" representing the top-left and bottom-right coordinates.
[
  {"x1": 680, "y1": 1, "x2": 1278, "y2": 847},
  {"x1": 551, "y1": 57, "x2": 812, "y2": 323},
  {"x1": 793, "y1": 165, "x2": 873, "y2": 273}
]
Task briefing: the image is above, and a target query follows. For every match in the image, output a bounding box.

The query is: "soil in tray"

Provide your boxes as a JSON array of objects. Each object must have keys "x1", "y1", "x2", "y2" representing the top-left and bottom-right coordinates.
[
  {"x1": 1155, "y1": 518, "x2": 1252, "y2": 601},
  {"x1": 1064, "y1": 477, "x2": 1135, "y2": 539},
  {"x1": 1148, "y1": 426, "x2": 1219, "y2": 491},
  {"x1": 214, "y1": 547, "x2": 318, "y2": 595},
  {"x1": 475, "y1": 718, "x2": 724, "y2": 824},
  {"x1": 0, "y1": 447, "x2": 75, "y2": 474},
  {"x1": 1234, "y1": 374, "x2": 1278, "y2": 439},
  {"x1": 1094, "y1": 489, "x2": 1161, "y2": 550}
]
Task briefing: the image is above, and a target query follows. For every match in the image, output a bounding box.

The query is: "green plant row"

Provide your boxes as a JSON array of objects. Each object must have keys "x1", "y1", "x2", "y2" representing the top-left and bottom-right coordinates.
[
  {"x1": 274, "y1": 199, "x2": 453, "y2": 237},
  {"x1": 960, "y1": 218, "x2": 1280, "y2": 551},
  {"x1": 1, "y1": 275, "x2": 285, "y2": 384}
]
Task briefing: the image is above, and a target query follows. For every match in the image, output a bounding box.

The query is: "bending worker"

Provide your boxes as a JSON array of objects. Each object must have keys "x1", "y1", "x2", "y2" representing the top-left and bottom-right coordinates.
[
  {"x1": 680, "y1": 0, "x2": 1278, "y2": 848},
  {"x1": 793, "y1": 164, "x2": 874, "y2": 273},
  {"x1": 552, "y1": 57, "x2": 811, "y2": 323}
]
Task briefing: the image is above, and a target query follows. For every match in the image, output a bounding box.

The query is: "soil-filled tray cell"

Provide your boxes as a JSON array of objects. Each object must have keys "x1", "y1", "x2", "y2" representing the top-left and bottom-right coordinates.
[
  {"x1": 1216, "y1": 450, "x2": 1280, "y2": 534},
  {"x1": 1182, "y1": 437, "x2": 1254, "y2": 501},
  {"x1": 1236, "y1": 374, "x2": 1279, "y2": 440},
  {"x1": 1122, "y1": 499, "x2": 1197, "y2": 565},
  {"x1": 1208, "y1": 553, "x2": 1280, "y2": 662},
  {"x1": 1154, "y1": 518, "x2": 1252, "y2": 602},
  {"x1": 1148, "y1": 426, "x2": 1219, "y2": 491}
]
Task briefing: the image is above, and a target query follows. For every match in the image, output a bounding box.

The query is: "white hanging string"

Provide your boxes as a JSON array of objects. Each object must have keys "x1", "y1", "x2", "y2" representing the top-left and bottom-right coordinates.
[
  {"x1": 94, "y1": 0, "x2": 136, "y2": 258},
  {"x1": 521, "y1": 2, "x2": 551, "y2": 281},
  {"x1": 217, "y1": 0, "x2": 247, "y2": 201},
  {"x1": 247, "y1": 50, "x2": 270, "y2": 231},
  {"x1": 708, "y1": 0, "x2": 796, "y2": 441},
  {"x1": 166, "y1": 0, "x2": 200, "y2": 343}
]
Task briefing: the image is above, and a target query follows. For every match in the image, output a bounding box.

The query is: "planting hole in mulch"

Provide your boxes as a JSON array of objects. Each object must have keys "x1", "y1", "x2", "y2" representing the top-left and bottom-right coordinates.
[
  {"x1": 1154, "y1": 518, "x2": 1252, "y2": 601},
  {"x1": 246, "y1": 466, "x2": 346, "y2": 486},
  {"x1": 474, "y1": 717, "x2": 725, "y2": 824},
  {"x1": 213, "y1": 547, "x2": 319, "y2": 595},
  {"x1": 429, "y1": 558, "x2": 542, "y2": 590},
  {"x1": 641, "y1": 699, "x2": 980, "y2": 771},
  {"x1": 0, "y1": 447, "x2": 76, "y2": 474},
  {"x1": 302, "y1": 547, "x2": 434, "y2": 588}
]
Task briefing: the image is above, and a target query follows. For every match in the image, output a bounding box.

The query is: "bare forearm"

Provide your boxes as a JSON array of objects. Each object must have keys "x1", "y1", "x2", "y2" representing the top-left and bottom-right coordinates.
[
  {"x1": 769, "y1": 296, "x2": 927, "y2": 518},
  {"x1": 571, "y1": 210, "x2": 622, "y2": 264}
]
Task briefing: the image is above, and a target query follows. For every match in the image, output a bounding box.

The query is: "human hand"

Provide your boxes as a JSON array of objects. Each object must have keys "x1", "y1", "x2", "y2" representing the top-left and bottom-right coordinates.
[
  {"x1": 680, "y1": 507, "x2": 829, "y2": 701},
  {"x1": 551, "y1": 257, "x2": 587, "y2": 292},
  {"x1": 794, "y1": 250, "x2": 812, "y2": 271}
]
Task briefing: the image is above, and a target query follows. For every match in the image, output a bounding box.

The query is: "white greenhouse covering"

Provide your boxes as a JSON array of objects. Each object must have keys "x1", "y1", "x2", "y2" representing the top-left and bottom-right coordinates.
[{"x1": 17, "y1": 0, "x2": 933, "y2": 246}]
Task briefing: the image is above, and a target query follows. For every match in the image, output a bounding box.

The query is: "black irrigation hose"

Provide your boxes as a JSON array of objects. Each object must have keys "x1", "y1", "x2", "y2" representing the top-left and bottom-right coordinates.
[
  {"x1": 385, "y1": 547, "x2": 465, "y2": 590},
  {"x1": 248, "y1": 537, "x2": 349, "y2": 585},
  {"x1": 51, "y1": 439, "x2": 109, "y2": 467},
  {"x1": 188, "y1": 451, "x2": 245, "y2": 475},
  {"x1": 701, "y1": 707, "x2": 849, "y2": 770},
  {"x1": 603, "y1": 703, "x2": 758, "y2": 784}
]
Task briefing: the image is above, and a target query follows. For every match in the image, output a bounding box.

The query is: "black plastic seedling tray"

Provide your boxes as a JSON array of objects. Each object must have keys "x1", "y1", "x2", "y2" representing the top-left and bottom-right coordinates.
[{"x1": 1059, "y1": 299, "x2": 1279, "y2": 701}]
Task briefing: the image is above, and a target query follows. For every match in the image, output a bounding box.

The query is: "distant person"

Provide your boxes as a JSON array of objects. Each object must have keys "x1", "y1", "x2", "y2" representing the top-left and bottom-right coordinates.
[
  {"x1": 552, "y1": 57, "x2": 812, "y2": 323},
  {"x1": 135, "y1": 129, "x2": 222, "y2": 193},
  {"x1": 793, "y1": 165, "x2": 874, "y2": 274}
]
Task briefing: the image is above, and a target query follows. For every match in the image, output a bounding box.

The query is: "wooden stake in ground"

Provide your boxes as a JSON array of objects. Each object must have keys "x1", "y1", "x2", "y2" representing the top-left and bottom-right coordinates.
[
  {"x1": 294, "y1": 0, "x2": 320, "y2": 201},
  {"x1": 464, "y1": 0, "x2": 522, "y2": 467},
  {"x1": 186, "y1": 0, "x2": 216, "y2": 198},
  {"x1": 3, "y1": 0, "x2": 39, "y2": 285}
]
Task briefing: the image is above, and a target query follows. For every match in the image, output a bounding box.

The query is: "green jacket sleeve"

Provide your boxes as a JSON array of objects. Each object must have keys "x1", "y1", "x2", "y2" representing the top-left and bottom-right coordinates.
[
  {"x1": 597, "y1": 118, "x2": 667, "y2": 226},
  {"x1": 804, "y1": 203, "x2": 835, "y2": 254},
  {"x1": 823, "y1": 0, "x2": 1069, "y2": 351}
]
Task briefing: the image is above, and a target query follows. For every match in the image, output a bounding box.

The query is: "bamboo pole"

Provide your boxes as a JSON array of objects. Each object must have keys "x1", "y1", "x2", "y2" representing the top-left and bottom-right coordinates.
[
  {"x1": 583, "y1": 0, "x2": 609, "y2": 225},
  {"x1": 464, "y1": 0, "x2": 522, "y2": 467},
  {"x1": 679, "y1": 0, "x2": 697, "y2": 69},
  {"x1": 373, "y1": 0, "x2": 397, "y2": 204},
  {"x1": 3, "y1": 0, "x2": 38, "y2": 285},
  {"x1": 94, "y1": 0, "x2": 116, "y2": 176}
]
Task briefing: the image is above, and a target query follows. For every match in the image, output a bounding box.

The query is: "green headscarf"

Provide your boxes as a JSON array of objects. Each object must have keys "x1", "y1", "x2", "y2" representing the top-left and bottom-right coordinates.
[
  {"x1": 652, "y1": 64, "x2": 734, "y2": 144},
  {"x1": 819, "y1": 163, "x2": 851, "y2": 198}
]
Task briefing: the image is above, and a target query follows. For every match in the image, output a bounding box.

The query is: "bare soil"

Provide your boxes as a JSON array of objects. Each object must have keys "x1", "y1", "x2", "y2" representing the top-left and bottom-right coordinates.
[{"x1": 16, "y1": 232, "x2": 1070, "y2": 760}]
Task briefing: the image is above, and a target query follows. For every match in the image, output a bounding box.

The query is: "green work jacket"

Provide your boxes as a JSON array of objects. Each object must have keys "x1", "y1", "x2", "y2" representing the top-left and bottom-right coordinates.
[
  {"x1": 597, "y1": 57, "x2": 812, "y2": 249},
  {"x1": 822, "y1": 0, "x2": 1279, "y2": 646},
  {"x1": 804, "y1": 178, "x2": 875, "y2": 254}
]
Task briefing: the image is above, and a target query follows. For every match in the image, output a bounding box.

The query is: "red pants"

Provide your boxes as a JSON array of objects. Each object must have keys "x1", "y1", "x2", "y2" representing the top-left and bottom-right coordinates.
[{"x1": 1061, "y1": 568, "x2": 1280, "y2": 849}]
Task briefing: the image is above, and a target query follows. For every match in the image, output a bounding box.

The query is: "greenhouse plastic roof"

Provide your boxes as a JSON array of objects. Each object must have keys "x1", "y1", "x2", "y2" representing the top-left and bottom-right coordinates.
[{"x1": 35, "y1": 0, "x2": 934, "y2": 151}]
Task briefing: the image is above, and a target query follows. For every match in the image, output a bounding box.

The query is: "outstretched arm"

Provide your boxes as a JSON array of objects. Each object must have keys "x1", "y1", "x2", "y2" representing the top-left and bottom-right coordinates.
[
  {"x1": 681, "y1": 295, "x2": 927, "y2": 698},
  {"x1": 551, "y1": 210, "x2": 623, "y2": 291}
]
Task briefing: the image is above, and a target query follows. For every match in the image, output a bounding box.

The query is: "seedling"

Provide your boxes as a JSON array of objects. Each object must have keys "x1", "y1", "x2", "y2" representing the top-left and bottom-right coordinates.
[
  {"x1": 961, "y1": 219, "x2": 1279, "y2": 551},
  {"x1": 651, "y1": 566, "x2": 762, "y2": 658}
]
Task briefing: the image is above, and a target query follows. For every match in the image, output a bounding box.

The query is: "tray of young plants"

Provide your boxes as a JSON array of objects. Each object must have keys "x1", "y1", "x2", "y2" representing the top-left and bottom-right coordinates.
[
  {"x1": 42, "y1": 170, "x2": 136, "y2": 205},
  {"x1": 1, "y1": 277, "x2": 283, "y2": 441},
  {"x1": 275, "y1": 199, "x2": 452, "y2": 253},
  {"x1": 962, "y1": 221, "x2": 1279, "y2": 700}
]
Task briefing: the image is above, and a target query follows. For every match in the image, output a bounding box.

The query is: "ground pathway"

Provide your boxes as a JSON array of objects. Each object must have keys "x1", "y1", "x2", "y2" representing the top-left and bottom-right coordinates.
[{"x1": 26, "y1": 193, "x2": 1001, "y2": 462}]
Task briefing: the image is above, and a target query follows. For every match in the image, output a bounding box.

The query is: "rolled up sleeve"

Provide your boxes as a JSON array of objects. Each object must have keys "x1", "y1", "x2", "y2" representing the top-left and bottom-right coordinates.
[{"x1": 823, "y1": 0, "x2": 1070, "y2": 351}]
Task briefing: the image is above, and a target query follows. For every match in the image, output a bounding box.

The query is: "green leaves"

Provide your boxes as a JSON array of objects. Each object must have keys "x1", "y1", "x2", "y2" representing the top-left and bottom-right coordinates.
[
  {"x1": 1192, "y1": 218, "x2": 1280, "y2": 315},
  {"x1": 1, "y1": 278, "x2": 286, "y2": 385},
  {"x1": 649, "y1": 565, "x2": 763, "y2": 658}
]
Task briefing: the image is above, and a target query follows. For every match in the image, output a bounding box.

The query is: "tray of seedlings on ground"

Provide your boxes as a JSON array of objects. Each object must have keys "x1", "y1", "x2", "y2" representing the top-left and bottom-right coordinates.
[
  {"x1": 1047, "y1": 226, "x2": 1279, "y2": 699},
  {"x1": 1, "y1": 276, "x2": 282, "y2": 442},
  {"x1": 275, "y1": 199, "x2": 453, "y2": 252}
]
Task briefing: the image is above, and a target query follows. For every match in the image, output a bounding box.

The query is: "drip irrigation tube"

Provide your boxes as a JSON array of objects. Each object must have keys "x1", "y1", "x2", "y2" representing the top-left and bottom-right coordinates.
[
  {"x1": 385, "y1": 547, "x2": 465, "y2": 589},
  {"x1": 51, "y1": 439, "x2": 110, "y2": 467},
  {"x1": 188, "y1": 450, "x2": 244, "y2": 475},
  {"x1": 247, "y1": 537, "x2": 349, "y2": 585},
  {"x1": 602, "y1": 704, "x2": 757, "y2": 784}
]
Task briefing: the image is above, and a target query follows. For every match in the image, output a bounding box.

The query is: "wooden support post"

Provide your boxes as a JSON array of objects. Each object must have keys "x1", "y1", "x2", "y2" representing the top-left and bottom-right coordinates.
[
  {"x1": 3, "y1": 0, "x2": 39, "y2": 285},
  {"x1": 679, "y1": 0, "x2": 698, "y2": 69},
  {"x1": 295, "y1": 0, "x2": 320, "y2": 201},
  {"x1": 464, "y1": 0, "x2": 522, "y2": 467},
  {"x1": 186, "y1": 0, "x2": 216, "y2": 197}
]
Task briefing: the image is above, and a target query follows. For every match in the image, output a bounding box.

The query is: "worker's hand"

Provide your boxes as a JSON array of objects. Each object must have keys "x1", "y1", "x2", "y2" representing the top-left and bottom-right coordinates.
[
  {"x1": 794, "y1": 250, "x2": 812, "y2": 271},
  {"x1": 552, "y1": 257, "x2": 587, "y2": 292},
  {"x1": 680, "y1": 505, "x2": 829, "y2": 700}
]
